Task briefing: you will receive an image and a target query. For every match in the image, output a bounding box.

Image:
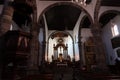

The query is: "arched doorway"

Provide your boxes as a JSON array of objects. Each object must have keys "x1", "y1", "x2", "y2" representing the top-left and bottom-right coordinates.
[{"x1": 47, "y1": 31, "x2": 74, "y2": 63}]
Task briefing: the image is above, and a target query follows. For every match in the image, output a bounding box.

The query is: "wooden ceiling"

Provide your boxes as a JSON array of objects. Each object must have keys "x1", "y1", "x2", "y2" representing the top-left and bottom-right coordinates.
[
  {"x1": 43, "y1": 0, "x2": 92, "y2": 30},
  {"x1": 101, "y1": 0, "x2": 120, "y2": 7},
  {"x1": 0, "y1": 0, "x2": 120, "y2": 30},
  {"x1": 45, "y1": 5, "x2": 81, "y2": 30},
  {"x1": 43, "y1": 0, "x2": 120, "y2": 30}
]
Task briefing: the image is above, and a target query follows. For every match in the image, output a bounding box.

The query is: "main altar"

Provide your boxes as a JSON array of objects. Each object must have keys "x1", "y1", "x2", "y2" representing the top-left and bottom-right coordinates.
[{"x1": 52, "y1": 42, "x2": 71, "y2": 66}]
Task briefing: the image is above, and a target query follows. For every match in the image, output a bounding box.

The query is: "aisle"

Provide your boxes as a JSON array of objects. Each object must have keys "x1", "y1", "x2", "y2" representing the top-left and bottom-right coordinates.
[
  {"x1": 52, "y1": 66, "x2": 86, "y2": 80},
  {"x1": 53, "y1": 67, "x2": 73, "y2": 80},
  {"x1": 52, "y1": 66, "x2": 120, "y2": 80}
]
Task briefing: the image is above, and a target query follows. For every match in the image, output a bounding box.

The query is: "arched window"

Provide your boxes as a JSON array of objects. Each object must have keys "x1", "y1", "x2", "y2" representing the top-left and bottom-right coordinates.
[
  {"x1": 111, "y1": 24, "x2": 119, "y2": 37},
  {"x1": 10, "y1": 24, "x2": 13, "y2": 30}
]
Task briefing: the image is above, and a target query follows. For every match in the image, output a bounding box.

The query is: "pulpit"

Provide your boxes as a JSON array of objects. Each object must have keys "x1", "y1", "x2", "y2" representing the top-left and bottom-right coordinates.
[{"x1": 2, "y1": 30, "x2": 31, "y2": 80}]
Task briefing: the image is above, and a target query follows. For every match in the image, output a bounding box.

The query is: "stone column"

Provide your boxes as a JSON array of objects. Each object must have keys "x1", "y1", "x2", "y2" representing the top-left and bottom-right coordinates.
[
  {"x1": 81, "y1": 42, "x2": 86, "y2": 66},
  {"x1": 78, "y1": 41, "x2": 82, "y2": 64},
  {"x1": 0, "y1": 0, "x2": 14, "y2": 79},
  {"x1": 28, "y1": 1, "x2": 39, "y2": 74},
  {"x1": 0, "y1": 0, "x2": 14, "y2": 36},
  {"x1": 81, "y1": 37, "x2": 87, "y2": 66},
  {"x1": 30, "y1": 30, "x2": 39, "y2": 69},
  {"x1": 41, "y1": 41, "x2": 46, "y2": 64},
  {"x1": 91, "y1": 23, "x2": 108, "y2": 72},
  {"x1": 46, "y1": 42, "x2": 49, "y2": 62},
  {"x1": 92, "y1": 0, "x2": 108, "y2": 72},
  {"x1": 73, "y1": 42, "x2": 75, "y2": 61}
]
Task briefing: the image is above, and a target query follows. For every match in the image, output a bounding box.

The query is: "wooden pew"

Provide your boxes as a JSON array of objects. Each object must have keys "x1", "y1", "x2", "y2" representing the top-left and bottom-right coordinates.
[{"x1": 22, "y1": 74, "x2": 53, "y2": 80}]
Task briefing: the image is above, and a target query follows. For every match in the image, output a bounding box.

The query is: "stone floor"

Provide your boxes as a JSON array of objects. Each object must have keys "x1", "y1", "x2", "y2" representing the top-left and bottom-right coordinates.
[
  {"x1": 52, "y1": 66, "x2": 120, "y2": 80},
  {"x1": 53, "y1": 67, "x2": 73, "y2": 80},
  {"x1": 52, "y1": 66, "x2": 88, "y2": 80},
  {"x1": 22, "y1": 65, "x2": 120, "y2": 80}
]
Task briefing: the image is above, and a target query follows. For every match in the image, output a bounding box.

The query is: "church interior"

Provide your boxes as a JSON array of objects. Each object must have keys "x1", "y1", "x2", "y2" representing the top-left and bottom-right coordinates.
[{"x1": 0, "y1": 0, "x2": 120, "y2": 80}]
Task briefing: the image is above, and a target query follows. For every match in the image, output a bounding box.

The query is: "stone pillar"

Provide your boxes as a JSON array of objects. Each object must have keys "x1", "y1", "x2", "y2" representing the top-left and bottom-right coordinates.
[
  {"x1": 28, "y1": 1, "x2": 39, "y2": 73},
  {"x1": 0, "y1": 0, "x2": 14, "y2": 36},
  {"x1": 73, "y1": 42, "x2": 75, "y2": 61},
  {"x1": 29, "y1": 6, "x2": 38, "y2": 72},
  {"x1": 81, "y1": 37, "x2": 87, "y2": 66},
  {"x1": 46, "y1": 42, "x2": 49, "y2": 62},
  {"x1": 91, "y1": 23, "x2": 108, "y2": 72},
  {"x1": 81, "y1": 42, "x2": 86, "y2": 66},
  {"x1": 29, "y1": 29, "x2": 39, "y2": 72},
  {"x1": 92, "y1": 0, "x2": 107, "y2": 72},
  {"x1": 0, "y1": 0, "x2": 14, "y2": 79},
  {"x1": 41, "y1": 41, "x2": 46, "y2": 64},
  {"x1": 78, "y1": 41, "x2": 82, "y2": 64}
]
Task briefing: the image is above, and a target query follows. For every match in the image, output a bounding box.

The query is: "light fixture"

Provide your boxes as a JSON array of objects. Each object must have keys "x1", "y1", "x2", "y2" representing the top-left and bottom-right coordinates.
[{"x1": 72, "y1": 0, "x2": 91, "y2": 6}]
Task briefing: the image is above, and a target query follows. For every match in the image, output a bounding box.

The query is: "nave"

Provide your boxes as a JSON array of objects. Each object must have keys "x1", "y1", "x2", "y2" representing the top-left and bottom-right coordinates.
[
  {"x1": 46, "y1": 65, "x2": 120, "y2": 80},
  {"x1": 22, "y1": 63, "x2": 120, "y2": 80},
  {"x1": 0, "y1": 0, "x2": 120, "y2": 80}
]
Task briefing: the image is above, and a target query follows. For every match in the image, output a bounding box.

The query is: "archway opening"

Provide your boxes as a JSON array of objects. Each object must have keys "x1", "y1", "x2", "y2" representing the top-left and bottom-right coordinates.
[
  {"x1": 38, "y1": 2, "x2": 93, "y2": 67},
  {"x1": 47, "y1": 31, "x2": 74, "y2": 63}
]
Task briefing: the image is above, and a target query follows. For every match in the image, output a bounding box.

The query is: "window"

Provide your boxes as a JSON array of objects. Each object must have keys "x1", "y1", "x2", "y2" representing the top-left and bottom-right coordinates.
[
  {"x1": 111, "y1": 24, "x2": 119, "y2": 37},
  {"x1": 10, "y1": 25, "x2": 13, "y2": 30}
]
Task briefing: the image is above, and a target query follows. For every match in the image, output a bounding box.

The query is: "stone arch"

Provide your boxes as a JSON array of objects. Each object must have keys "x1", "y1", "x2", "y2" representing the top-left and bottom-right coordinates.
[
  {"x1": 48, "y1": 31, "x2": 74, "y2": 42},
  {"x1": 99, "y1": 10, "x2": 120, "y2": 21},
  {"x1": 94, "y1": 0, "x2": 101, "y2": 22},
  {"x1": 80, "y1": 15, "x2": 93, "y2": 28},
  {"x1": 78, "y1": 14, "x2": 93, "y2": 67},
  {"x1": 47, "y1": 30, "x2": 75, "y2": 61},
  {"x1": 37, "y1": 2, "x2": 94, "y2": 64},
  {"x1": 99, "y1": 10, "x2": 120, "y2": 65},
  {"x1": 99, "y1": 10, "x2": 120, "y2": 28},
  {"x1": 38, "y1": 2, "x2": 93, "y2": 25},
  {"x1": 78, "y1": 15, "x2": 93, "y2": 40}
]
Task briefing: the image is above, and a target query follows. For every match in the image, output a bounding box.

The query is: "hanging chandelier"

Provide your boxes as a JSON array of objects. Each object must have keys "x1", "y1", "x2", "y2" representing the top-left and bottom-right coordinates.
[{"x1": 72, "y1": 0, "x2": 92, "y2": 6}]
